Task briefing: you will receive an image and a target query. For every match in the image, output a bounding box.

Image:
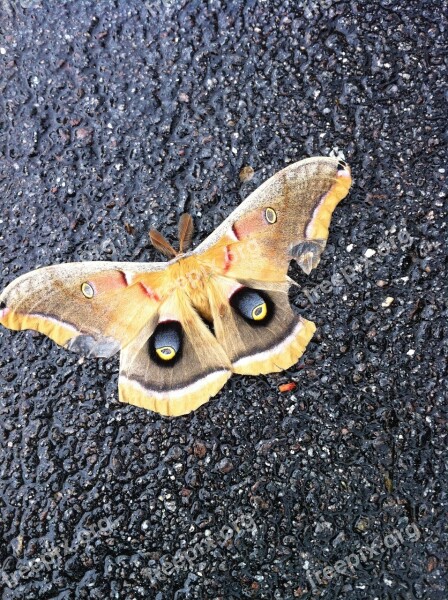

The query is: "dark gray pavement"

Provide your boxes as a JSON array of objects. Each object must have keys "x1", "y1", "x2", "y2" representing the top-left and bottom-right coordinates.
[{"x1": 0, "y1": 1, "x2": 446, "y2": 598}]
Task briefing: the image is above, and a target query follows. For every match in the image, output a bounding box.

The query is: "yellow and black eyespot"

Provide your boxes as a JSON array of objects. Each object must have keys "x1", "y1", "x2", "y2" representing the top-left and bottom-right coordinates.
[
  {"x1": 252, "y1": 302, "x2": 267, "y2": 321},
  {"x1": 265, "y1": 207, "x2": 277, "y2": 224},
  {"x1": 230, "y1": 288, "x2": 273, "y2": 325},
  {"x1": 81, "y1": 282, "x2": 94, "y2": 299},
  {"x1": 149, "y1": 321, "x2": 183, "y2": 366},
  {"x1": 156, "y1": 346, "x2": 176, "y2": 361}
]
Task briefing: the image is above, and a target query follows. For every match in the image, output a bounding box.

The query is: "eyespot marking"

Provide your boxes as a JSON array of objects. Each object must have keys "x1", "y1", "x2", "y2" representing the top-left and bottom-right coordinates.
[
  {"x1": 81, "y1": 282, "x2": 94, "y2": 299},
  {"x1": 156, "y1": 346, "x2": 176, "y2": 361},
  {"x1": 252, "y1": 302, "x2": 267, "y2": 321},
  {"x1": 230, "y1": 288, "x2": 273, "y2": 325},
  {"x1": 265, "y1": 207, "x2": 277, "y2": 224},
  {"x1": 149, "y1": 321, "x2": 183, "y2": 366}
]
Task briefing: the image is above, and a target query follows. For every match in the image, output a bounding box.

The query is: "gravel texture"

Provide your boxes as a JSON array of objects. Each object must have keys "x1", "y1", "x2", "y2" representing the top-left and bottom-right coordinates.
[{"x1": 0, "y1": 1, "x2": 446, "y2": 599}]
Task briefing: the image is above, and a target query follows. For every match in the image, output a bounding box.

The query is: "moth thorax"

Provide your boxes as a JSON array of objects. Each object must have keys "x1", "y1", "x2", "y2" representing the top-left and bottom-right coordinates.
[{"x1": 175, "y1": 257, "x2": 213, "y2": 323}]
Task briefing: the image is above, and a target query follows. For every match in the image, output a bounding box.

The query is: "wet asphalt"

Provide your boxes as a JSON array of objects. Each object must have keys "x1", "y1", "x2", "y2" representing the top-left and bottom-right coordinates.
[{"x1": 0, "y1": 1, "x2": 446, "y2": 599}]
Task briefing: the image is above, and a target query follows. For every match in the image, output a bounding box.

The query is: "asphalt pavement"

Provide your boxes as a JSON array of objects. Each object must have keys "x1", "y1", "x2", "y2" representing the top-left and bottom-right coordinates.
[{"x1": 0, "y1": 1, "x2": 446, "y2": 598}]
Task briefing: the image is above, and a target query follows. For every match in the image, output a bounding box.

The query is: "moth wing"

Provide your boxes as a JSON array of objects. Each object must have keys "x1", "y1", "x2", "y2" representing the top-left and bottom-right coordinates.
[
  {"x1": 196, "y1": 156, "x2": 351, "y2": 281},
  {"x1": 206, "y1": 276, "x2": 316, "y2": 376},
  {"x1": 0, "y1": 261, "x2": 166, "y2": 357},
  {"x1": 118, "y1": 289, "x2": 232, "y2": 416}
]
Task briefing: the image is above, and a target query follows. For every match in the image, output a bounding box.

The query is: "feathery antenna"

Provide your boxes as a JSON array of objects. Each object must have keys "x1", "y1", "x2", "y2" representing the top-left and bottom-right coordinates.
[
  {"x1": 149, "y1": 229, "x2": 177, "y2": 258},
  {"x1": 178, "y1": 213, "x2": 194, "y2": 253}
]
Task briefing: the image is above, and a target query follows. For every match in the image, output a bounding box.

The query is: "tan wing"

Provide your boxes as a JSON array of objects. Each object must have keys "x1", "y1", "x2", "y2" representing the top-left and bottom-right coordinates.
[
  {"x1": 118, "y1": 288, "x2": 232, "y2": 416},
  {"x1": 206, "y1": 275, "x2": 316, "y2": 375},
  {"x1": 195, "y1": 156, "x2": 351, "y2": 281},
  {"x1": 191, "y1": 156, "x2": 351, "y2": 377},
  {"x1": 0, "y1": 261, "x2": 166, "y2": 357}
]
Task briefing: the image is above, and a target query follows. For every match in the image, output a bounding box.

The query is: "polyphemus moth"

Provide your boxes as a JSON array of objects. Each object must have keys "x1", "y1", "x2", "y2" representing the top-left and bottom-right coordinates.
[{"x1": 0, "y1": 157, "x2": 352, "y2": 416}]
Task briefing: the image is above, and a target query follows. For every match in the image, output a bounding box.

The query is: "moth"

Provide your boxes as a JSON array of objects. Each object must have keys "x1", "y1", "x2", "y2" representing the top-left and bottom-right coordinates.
[{"x1": 0, "y1": 157, "x2": 352, "y2": 416}]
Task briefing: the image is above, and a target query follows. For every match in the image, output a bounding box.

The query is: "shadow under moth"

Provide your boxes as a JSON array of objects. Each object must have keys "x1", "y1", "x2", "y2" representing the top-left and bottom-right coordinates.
[{"x1": 0, "y1": 157, "x2": 352, "y2": 416}]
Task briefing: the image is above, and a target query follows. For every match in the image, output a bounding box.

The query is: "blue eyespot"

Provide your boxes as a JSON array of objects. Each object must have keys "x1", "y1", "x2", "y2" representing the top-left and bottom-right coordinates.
[
  {"x1": 149, "y1": 321, "x2": 183, "y2": 365},
  {"x1": 230, "y1": 288, "x2": 272, "y2": 324}
]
